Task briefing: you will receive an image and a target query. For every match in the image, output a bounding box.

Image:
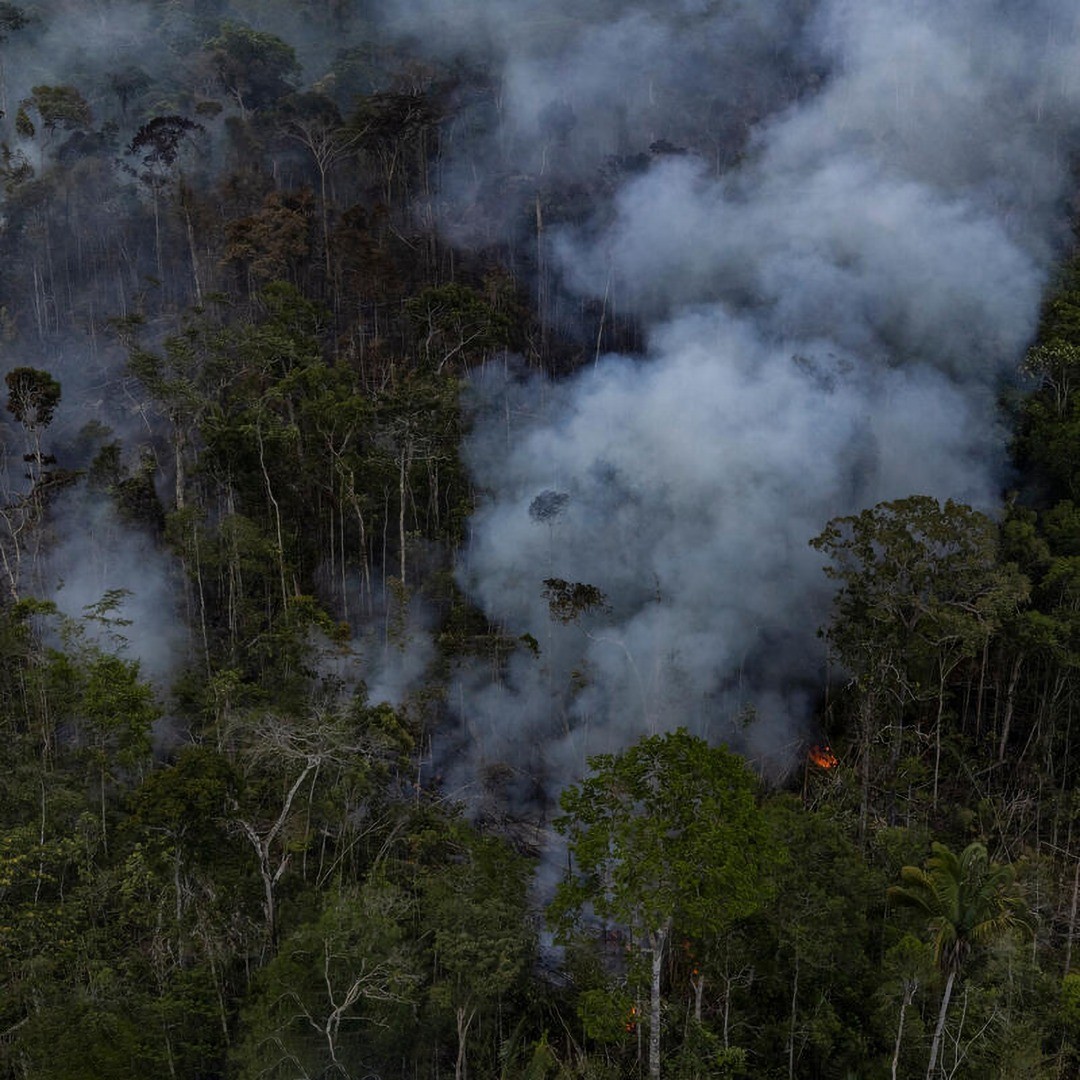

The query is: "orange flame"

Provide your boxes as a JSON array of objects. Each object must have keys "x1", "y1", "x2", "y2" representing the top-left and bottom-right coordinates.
[
  {"x1": 625, "y1": 1005, "x2": 638, "y2": 1033},
  {"x1": 808, "y1": 744, "x2": 838, "y2": 769}
]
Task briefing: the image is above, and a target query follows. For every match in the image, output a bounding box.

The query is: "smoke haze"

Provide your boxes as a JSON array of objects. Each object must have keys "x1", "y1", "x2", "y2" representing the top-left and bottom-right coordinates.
[
  {"x1": 3, "y1": 0, "x2": 1079, "y2": 800},
  {"x1": 407, "y1": 0, "x2": 1080, "y2": 795}
]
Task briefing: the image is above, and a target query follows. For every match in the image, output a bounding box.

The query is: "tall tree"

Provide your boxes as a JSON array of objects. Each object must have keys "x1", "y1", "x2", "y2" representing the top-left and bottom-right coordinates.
[
  {"x1": 125, "y1": 115, "x2": 206, "y2": 293},
  {"x1": 550, "y1": 729, "x2": 778, "y2": 1080},
  {"x1": 1, "y1": 367, "x2": 65, "y2": 598},
  {"x1": 204, "y1": 23, "x2": 299, "y2": 118},
  {"x1": 422, "y1": 830, "x2": 532, "y2": 1080},
  {"x1": 811, "y1": 496, "x2": 1028, "y2": 817},
  {"x1": 888, "y1": 841, "x2": 1029, "y2": 1079}
]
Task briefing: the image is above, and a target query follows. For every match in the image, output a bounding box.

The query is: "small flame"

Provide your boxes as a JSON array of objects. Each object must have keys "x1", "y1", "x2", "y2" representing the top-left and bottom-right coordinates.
[
  {"x1": 808, "y1": 744, "x2": 838, "y2": 769},
  {"x1": 625, "y1": 1005, "x2": 638, "y2": 1033}
]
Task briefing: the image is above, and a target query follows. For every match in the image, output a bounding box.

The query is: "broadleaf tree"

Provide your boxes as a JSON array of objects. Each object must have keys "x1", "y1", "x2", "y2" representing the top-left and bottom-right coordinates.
[{"x1": 550, "y1": 728, "x2": 779, "y2": 1080}]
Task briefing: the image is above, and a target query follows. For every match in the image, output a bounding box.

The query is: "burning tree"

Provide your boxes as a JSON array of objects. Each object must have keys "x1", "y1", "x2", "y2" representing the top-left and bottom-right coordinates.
[{"x1": 549, "y1": 729, "x2": 779, "y2": 1080}]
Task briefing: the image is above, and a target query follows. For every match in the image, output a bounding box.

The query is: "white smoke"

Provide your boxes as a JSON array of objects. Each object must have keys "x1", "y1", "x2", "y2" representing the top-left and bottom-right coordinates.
[{"x1": 413, "y1": 0, "x2": 1080, "y2": 796}]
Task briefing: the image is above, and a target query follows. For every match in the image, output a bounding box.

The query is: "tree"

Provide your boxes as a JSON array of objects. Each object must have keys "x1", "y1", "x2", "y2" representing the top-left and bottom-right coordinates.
[
  {"x1": 405, "y1": 283, "x2": 514, "y2": 374},
  {"x1": 888, "y1": 841, "x2": 1029, "y2": 1079},
  {"x1": 1014, "y1": 331, "x2": 1080, "y2": 502},
  {"x1": 550, "y1": 729, "x2": 778, "y2": 1080},
  {"x1": 17, "y1": 84, "x2": 91, "y2": 166},
  {"x1": 20, "y1": 84, "x2": 90, "y2": 134},
  {"x1": 879, "y1": 934, "x2": 934, "y2": 1080},
  {"x1": 0, "y1": 3, "x2": 29, "y2": 122},
  {"x1": 760, "y1": 799, "x2": 882, "y2": 1079},
  {"x1": 107, "y1": 66, "x2": 151, "y2": 118},
  {"x1": 205, "y1": 23, "x2": 299, "y2": 117},
  {"x1": 1, "y1": 368, "x2": 66, "y2": 597},
  {"x1": 347, "y1": 90, "x2": 440, "y2": 204},
  {"x1": 422, "y1": 831, "x2": 532, "y2": 1080},
  {"x1": 234, "y1": 877, "x2": 418, "y2": 1079},
  {"x1": 125, "y1": 115, "x2": 206, "y2": 290},
  {"x1": 0, "y1": 2, "x2": 27, "y2": 44},
  {"x1": 811, "y1": 497, "x2": 1029, "y2": 817},
  {"x1": 281, "y1": 93, "x2": 359, "y2": 283}
]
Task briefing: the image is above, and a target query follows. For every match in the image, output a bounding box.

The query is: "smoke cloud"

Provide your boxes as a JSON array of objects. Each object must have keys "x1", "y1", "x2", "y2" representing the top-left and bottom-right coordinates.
[
  {"x1": 4, "y1": 0, "x2": 1079, "y2": 803},
  {"x1": 415, "y1": 0, "x2": 1080, "y2": 797}
]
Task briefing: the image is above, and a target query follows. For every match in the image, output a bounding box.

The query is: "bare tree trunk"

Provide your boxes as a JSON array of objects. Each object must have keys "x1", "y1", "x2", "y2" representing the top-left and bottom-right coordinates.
[
  {"x1": 151, "y1": 185, "x2": 163, "y2": 282},
  {"x1": 1065, "y1": 859, "x2": 1080, "y2": 976},
  {"x1": 926, "y1": 969, "x2": 955, "y2": 1080},
  {"x1": 184, "y1": 203, "x2": 203, "y2": 307},
  {"x1": 172, "y1": 418, "x2": 186, "y2": 510},
  {"x1": 399, "y1": 446, "x2": 407, "y2": 587},
  {"x1": 933, "y1": 676, "x2": 945, "y2": 811},
  {"x1": 255, "y1": 421, "x2": 289, "y2": 608},
  {"x1": 648, "y1": 920, "x2": 671, "y2": 1080},
  {"x1": 892, "y1": 980, "x2": 916, "y2": 1080},
  {"x1": 788, "y1": 949, "x2": 799, "y2": 1080},
  {"x1": 236, "y1": 756, "x2": 319, "y2": 944},
  {"x1": 455, "y1": 1005, "x2": 475, "y2": 1080},
  {"x1": 997, "y1": 655, "x2": 1023, "y2": 762}
]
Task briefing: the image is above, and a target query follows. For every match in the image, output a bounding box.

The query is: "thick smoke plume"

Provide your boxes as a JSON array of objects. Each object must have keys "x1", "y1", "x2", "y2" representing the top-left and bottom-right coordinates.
[
  {"x1": 3, "y1": 0, "x2": 1079, "y2": 805},
  {"x1": 411, "y1": 0, "x2": 1080, "y2": 798}
]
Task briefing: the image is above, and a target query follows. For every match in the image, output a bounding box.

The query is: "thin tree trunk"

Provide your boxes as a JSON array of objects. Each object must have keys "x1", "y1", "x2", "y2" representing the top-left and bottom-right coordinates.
[
  {"x1": 1065, "y1": 859, "x2": 1080, "y2": 976},
  {"x1": 788, "y1": 949, "x2": 799, "y2": 1080},
  {"x1": 236, "y1": 756, "x2": 319, "y2": 945},
  {"x1": 649, "y1": 919, "x2": 671, "y2": 1080},
  {"x1": 397, "y1": 438, "x2": 412, "y2": 587},
  {"x1": 997, "y1": 655, "x2": 1023, "y2": 762},
  {"x1": 172, "y1": 419, "x2": 186, "y2": 510},
  {"x1": 256, "y1": 422, "x2": 288, "y2": 608},
  {"x1": 184, "y1": 203, "x2": 202, "y2": 306},
  {"x1": 152, "y1": 186, "x2": 162, "y2": 282},
  {"x1": 320, "y1": 165, "x2": 331, "y2": 281},
  {"x1": 933, "y1": 671, "x2": 946, "y2": 810},
  {"x1": 926, "y1": 969, "x2": 956, "y2": 1080},
  {"x1": 892, "y1": 981, "x2": 916, "y2": 1080},
  {"x1": 455, "y1": 1005, "x2": 474, "y2": 1080}
]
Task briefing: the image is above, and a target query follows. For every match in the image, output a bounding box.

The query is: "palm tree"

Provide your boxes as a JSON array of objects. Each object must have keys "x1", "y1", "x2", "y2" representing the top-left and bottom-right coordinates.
[{"x1": 888, "y1": 841, "x2": 1029, "y2": 1080}]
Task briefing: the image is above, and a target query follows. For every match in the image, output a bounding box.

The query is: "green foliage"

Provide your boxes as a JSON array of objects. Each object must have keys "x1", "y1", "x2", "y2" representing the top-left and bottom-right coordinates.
[
  {"x1": 233, "y1": 876, "x2": 418, "y2": 1079},
  {"x1": 406, "y1": 282, "x2": 516, "y2": 373},
  {"x1": 206, "y1": 22, "x2": 300, "y2": 113},
  {"x1": 551, "y1": 729, "x2": 778, "y2": 943},
  {"x1": 422, "y1": 829, "x2": 533, "y2": 1026},
  {"x1": 126, "y1": 745, "x2": 238, "y2": 845},
  {"x1": 551, "y1": 730, "x2": 779, "y2": 1080},
  {"x1": 888, "y1": 841, "x2": 1029, "y2": 975},
  {"x1": 669, "y1": 1022, "x2": 746, "y2": 1078},
  {"x1": 13, "y1": 104, "x2": 32, "y2": 138},
  {"x1": 543, "y1": 578, "x2": 610, "y2": 625},
  {"x1": 812, "y1": 496, "x2": 1028, "y2": 693},
  {"x1": 576, "y1": 987, "x2": 636, "y2": 1044},
  {"x1": 1062, "y1": 972, "x2": 1080, "y2": 1034},
  {"x1": 20, "y1": 85, "x2": 91, "y2": 134}
]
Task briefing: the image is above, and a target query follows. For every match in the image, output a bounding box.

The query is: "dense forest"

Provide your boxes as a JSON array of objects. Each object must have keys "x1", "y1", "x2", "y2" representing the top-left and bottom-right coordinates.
[{"x1": 5, "y1": 1, "x2": 1080, "y2": 1077}]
